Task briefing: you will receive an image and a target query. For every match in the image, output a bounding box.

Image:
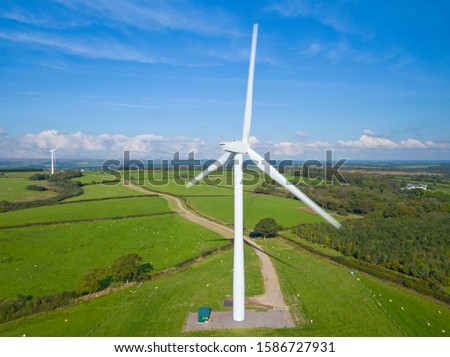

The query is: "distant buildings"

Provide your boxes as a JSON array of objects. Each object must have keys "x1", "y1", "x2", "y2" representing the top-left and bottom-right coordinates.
[{"x1": 401, "y1": 183, "x2": 428, "y2": 190}]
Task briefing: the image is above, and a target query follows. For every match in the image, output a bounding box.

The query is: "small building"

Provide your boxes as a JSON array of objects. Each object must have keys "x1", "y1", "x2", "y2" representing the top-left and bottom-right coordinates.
[
  {"x1": 249, "y1": 231, "x2": 263, "y2": 238},
  {"x1": 401, "y1": 183, "x2": 428, "y2": 190},
  {"x1": 197, "y1": 306, "x2": 211, "y2": 323}
]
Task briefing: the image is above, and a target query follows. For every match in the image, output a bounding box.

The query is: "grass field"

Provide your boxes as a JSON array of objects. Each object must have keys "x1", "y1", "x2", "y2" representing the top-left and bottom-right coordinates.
[
  {"x1": 143, "y1": 179, "x2": 233, "y2": 196},
  {"x1": 257, "y1": 239, "x2": 449, "y2": 337},
  {"x1": 71, "y1": 171, "x2": 110, "y2": 184},
  {"x1": 0, "y1": 196, "x2": 170, "y2": 227},
  {"x1": 65, "y1": 182, "x2": 147, "y2": 201},
  {"x1": 0, "y1": 245, "x2": 263, "y2": 337},
  {"x1": 0, "y1": 173, "x2": 55, "y2": 202},
  {"x1": 1, "y1": 237, "x2": 447, "y2": 336},
  {"x1": 0, "y1": 214, "x2": 228, "y2": 300},
  {"x1": 0, "y1": 170, "x2": 447, "y2": 337},
  {"x1": 187, "y1": 194, "x2": 328, "y2": 229}
]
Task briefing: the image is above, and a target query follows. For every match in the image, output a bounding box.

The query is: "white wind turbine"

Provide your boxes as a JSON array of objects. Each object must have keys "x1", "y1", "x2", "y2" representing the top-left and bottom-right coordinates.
[
  {"x1": 186, "y1": 24, "x2": 341, "y2": 322},
  {"x1": 49, "y1": 144, "x2": 57, "y2": 175}
]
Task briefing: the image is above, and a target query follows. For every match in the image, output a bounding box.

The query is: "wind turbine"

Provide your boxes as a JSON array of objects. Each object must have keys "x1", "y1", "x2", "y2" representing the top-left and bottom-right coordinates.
[
  {"x1": 49, "y1": 145, "x2": 57, "y2": 175},
  {"x1": 186, "y1": 24, "x2": 341, "y2": 322}
]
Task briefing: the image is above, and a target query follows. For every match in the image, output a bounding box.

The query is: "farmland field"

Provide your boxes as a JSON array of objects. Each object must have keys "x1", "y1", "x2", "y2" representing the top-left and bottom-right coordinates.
[
  {"x1": 187, "y1": 194, "x2": 329, "y2": 228},
  {"x1": 0, "y1": 169, "x2": 448, "y2": 337},
  {"x1": 143, "y1": 179, "x2": 233, "y2": 196},
  {"x1": 1, "y1": 237, "x2": 447, "y2": 336},
  {"x1": 0, "y1": 196, "x2": 169, "y2": 227},
  {"x1": 0, "y1": 245, "x2": 263, "y2": 336},
  {"x1": 0, "y1": 173, "x2": 55, "y2": 202},
  {"x1": 70, "y1": 171, "x2": 110, "y2": 184},
  {"x1": 257, "y1": 239, "x2": 449, "y2": 337},
  {"x1": 0, "y1": 214, "x2": 228, "y2": 299},
  {"x1": 65, "y1": 182, "x2": 147, "y2": 201}
]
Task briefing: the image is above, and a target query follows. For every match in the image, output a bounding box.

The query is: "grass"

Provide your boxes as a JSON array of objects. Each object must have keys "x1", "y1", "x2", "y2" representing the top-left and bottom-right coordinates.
[
  {"x1": 0, "y1": 246, "x2": 263, "y2": 336},
  {"x1": 0, "y1": 196, "x2": 169, "y2": 227},
  {"x1": 143, "y1": 179, "x2": 233, "y2": 197},
  {"x1": 358, "y1": 273, "x2": 449, "y2": 336},
  {"x1": 70, "y1": 171, "x2": 111, "y2": 184},
  {"x1": 65, "y1": 182, "x2": 147, "y2": 201},
  {"x1": 0, "y1": 174, "x2": 55, "y2": 202},
  {"x1": 0, "y1": 170, "x2": 447, "y2": 337},
  {"x1": 1, "y1": 238, "x2": 447, "y2": 336},
  {"x1": 0, "y1": 215, "x2": 228, "y2": 300},
  {"x1": 187, "y1": 194, "x2": 328, "y2": 229},
  {"x1": 255, "y1": 239, "x2": 450, "y2": 337}
]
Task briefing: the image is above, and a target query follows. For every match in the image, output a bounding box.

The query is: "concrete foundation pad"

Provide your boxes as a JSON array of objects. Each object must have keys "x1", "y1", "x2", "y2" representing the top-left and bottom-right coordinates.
[{"x1": 184, "y1": 309, "x2": 295, "y2": 331}]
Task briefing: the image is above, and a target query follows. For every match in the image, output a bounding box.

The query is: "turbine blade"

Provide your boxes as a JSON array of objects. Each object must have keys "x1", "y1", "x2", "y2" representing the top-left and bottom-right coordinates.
[
  {"x1": 242, "y1": 23, "x2": 258, "y2": 143},
  {"x1": 247, "y1": 148, "x2": 341, "y2": 229},
  {"x1": 186, "y1": 152, "x2": 233, "y2": 188}
]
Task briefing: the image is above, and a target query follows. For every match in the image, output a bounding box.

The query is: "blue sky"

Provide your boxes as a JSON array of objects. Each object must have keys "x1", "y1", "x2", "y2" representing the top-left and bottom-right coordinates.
[{"x1": 0, "y1": 0, "x2": 449, "y2": 160}]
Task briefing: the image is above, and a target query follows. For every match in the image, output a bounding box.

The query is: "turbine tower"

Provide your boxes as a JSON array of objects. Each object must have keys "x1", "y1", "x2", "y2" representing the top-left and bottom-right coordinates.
[
  {"x1": 49, "y1": 145, "x2": 57, "y2": 175},
  {"x1": 186, "y1": 24, "x2": 341, "y2": 322}
]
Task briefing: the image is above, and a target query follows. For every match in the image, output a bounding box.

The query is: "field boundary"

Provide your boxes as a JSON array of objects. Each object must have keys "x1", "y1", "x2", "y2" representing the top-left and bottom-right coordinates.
[
  {"x1": 0, "y1": 211, "x2": 176, "y2": 230},
  {"x1": 58, "y1": 194, "x2": 158, "y2": 204}
]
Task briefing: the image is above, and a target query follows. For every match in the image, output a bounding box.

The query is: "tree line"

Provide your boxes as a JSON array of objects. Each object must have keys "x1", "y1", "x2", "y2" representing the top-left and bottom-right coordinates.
[
  {"x1": 0, "y1": 254, "x2": 153, "y2": 324},
  {"x1": 0, "y1": 170, "x2": 84, "y2": 213},
  {"x1": 292, "y1": 213, "x2": 449, "y2": 302}
]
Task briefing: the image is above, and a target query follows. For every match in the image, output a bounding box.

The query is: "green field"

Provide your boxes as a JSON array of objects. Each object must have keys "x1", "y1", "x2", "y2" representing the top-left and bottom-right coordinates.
[
  {"x1": 0, "y1": 245, "x2": 263, "y2": 337},
  {"x1": 187, "y1": 194, "x2": 328, "y2": 228},
  {"x1": 1, "y1": 237, "x2": 447, "y2": 336},
  {"x1": 0, "y1": 214, "x2": 228, "y2": 299},
  {"x1": 257, "y1": 239, "x2": 449, "y2": 337},
  {"x1": 0, "y1": 196, "x2": 169, "y2": 227},
  {"x1": 70, "y1": 171, "x2": 111, "y2": 184},
  {"x1": 0, "y1": 173, "x2": 55, "y2": 202},
  {"x1": 0, "y1": 170, "x2": 448, "y2": 337},
  {"x1": 65, "y1": 182, "x2": 147, "y2": 201},
  {"x1": 144, "y1": 179, "x2": 233, "y2": 196}
]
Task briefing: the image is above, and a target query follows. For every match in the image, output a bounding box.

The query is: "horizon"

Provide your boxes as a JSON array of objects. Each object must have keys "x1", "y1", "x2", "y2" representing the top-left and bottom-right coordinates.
[{"x1": 1, "y1": 1, "x2": 449, "y2": 160}]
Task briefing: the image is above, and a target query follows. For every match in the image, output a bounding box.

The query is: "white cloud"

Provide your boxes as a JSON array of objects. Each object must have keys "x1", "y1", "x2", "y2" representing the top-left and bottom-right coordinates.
[
  {"x1": 22, "y1": 130, "x2": 106, "y2": 151},
  {"x1": 3, "y1": 129, "x2": 450, "y2": 160},
  {"x1": 266, "y1": 0, "x2": 362, "y2": 35},
  {"x1": 399, "y1": 138, "x2": 426, "y2": 149},
  {"x1": 337, "y1": 135, "x2": 450, "y2": 151},
  {"x1": 425, "y1": 141, "x2": 450, "y2": 149},
  {"x1": 15, "y1": 130, "x2": 206, "y2": 158},
  {"x1": 304, "y1": 141, "x2": 332, "y2": 149},
  {"x1": 248, "y1": 136, "x2": 259, "y2": 146},
  {"x1": 272, "y1": 141, "x2": 304, "y2": 156},
  {"x1": 338, "y1": 135, "x2": 399, "y2": 149},
  {"x1": 295, "y1": 130, "x2": 309, "y2": 137},
  {"x1": 0, "y1": 31, "x2": 159, "y2": 64},
  {"x1": 363, "y1": 129, "x2": 376, "y2": 135},
  {"x1": 54, "y1": 0, "x2": 237, "y2": 37}
]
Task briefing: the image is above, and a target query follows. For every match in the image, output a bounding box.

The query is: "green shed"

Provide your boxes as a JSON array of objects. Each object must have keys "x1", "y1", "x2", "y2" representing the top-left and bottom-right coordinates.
[{"x1": 197, "y1": 306, "x2": 211, "y2": 323}]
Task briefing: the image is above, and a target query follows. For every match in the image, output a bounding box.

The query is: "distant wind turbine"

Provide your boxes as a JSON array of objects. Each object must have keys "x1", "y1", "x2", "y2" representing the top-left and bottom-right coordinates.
[
  {"x1": 49, "y1": 145, "x2": 57, "y2": 175},
  {"x1": 186, "y1": 24, "x2": 341, "y2": 322}
]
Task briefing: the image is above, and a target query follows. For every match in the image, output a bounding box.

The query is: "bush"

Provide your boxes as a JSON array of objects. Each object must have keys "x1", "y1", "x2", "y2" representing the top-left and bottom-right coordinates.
[
  {"x1": 26, "y1": 185, "x2": 48, "y2": 191},
  {"x1": 28, "y1": 173, "x2": 50, "y2": 181}
]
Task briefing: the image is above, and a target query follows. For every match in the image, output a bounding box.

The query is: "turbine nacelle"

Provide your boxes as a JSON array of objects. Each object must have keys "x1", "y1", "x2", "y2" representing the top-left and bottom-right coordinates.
[{"x1": 220, "y1": 140, "x2": 249, "y2": 154}]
